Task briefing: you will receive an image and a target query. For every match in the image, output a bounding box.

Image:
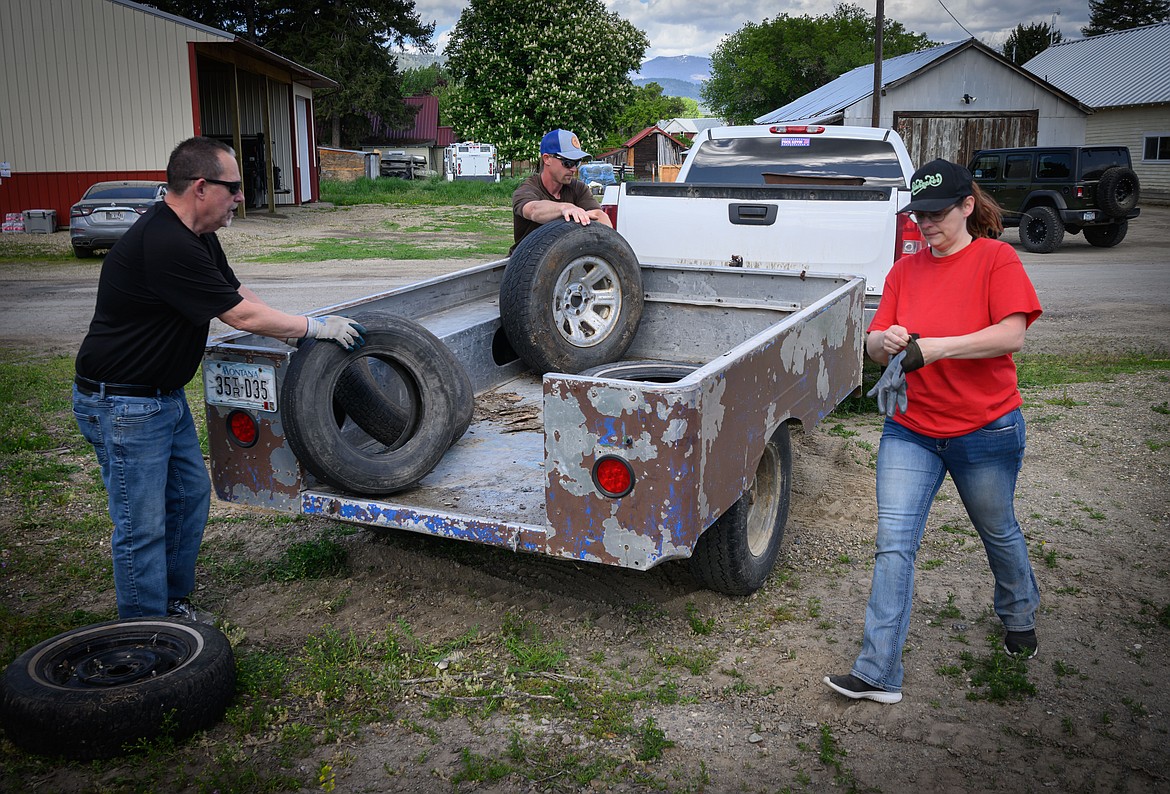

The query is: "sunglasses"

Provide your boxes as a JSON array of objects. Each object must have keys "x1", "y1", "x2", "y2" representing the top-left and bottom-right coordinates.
[
  {"x1": 552, "y1": 155, "x2": 585, "y2": 169},
  {"x1": 190, "y1": 176, "x2": 243, "y2": 194},
  {"x1": 910, "y1": 203, "x2": 959, "y2": 224}
]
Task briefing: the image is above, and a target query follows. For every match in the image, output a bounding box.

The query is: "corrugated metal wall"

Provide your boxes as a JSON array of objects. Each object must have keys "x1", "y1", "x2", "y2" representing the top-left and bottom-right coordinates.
[
  {"x1": 1087, "y1": 108, "x2": 1170, "y2": 200},
  {"x1": 0, "y1": 0, "x2": 225, "y2": 172}
]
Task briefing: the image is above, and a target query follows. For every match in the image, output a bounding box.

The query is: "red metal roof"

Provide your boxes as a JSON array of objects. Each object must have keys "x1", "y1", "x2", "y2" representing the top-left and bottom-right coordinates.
[
  {"x1": 384, "y1": 95, "x2": 439, "y2": 144},
  {"x1": 622, "y1": 125, "x2": 690, "y2": 149}
]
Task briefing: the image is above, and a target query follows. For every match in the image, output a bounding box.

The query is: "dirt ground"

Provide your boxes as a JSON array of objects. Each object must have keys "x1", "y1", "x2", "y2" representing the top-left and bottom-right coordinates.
[{"x1": 2, "y1": 204, "x2": 1169, "y2": 792}]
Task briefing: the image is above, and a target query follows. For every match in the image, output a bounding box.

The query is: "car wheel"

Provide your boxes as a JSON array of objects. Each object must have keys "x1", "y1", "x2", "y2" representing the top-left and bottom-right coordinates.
[
  {"x1": 0, "y1": 618, "x2": 235, "y2": 760},
  {"x1": 282, "y1": 314, "x2": 469, "y2": 495},
  {"x1": 1096, "y1": 167, "x2": 1140, "y2": 217},
  {"x1": 1083, "y1": 220, "x2": 1129, "y2": 248},
  {"x1": 1019, "y1": 206, "x2": 1064, "y2": 254},
  {"x1": 578, "y1": 360, "x2": 698, "y2": 383},
  {"x1": 500, "y1": 221, "x2": 643, "y2": 374},
  {"x1": 688, "y1": 424, "x2": 792, "y2": 596}
]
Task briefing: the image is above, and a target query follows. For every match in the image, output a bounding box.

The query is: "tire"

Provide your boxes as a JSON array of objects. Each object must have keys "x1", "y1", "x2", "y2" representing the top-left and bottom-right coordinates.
[
  {"x1": 578, "y1": 360, "x2": 698, "y2": 383},
  {"x1": 283, "y1": 313, "x2": 470, "y2": 495},
  {"x1": 335, "y1": 342, "x2": 474, "y2": 449},
  {"x1": 1096, "y1": 167, "x2": 1140, "y2": 217},
  {"x1": 1083, "y1": 220, "x2": 1129, "y2": 248},
  {"x1": 0, "y1": 618, "x2": 235, "y2": 760},
  {"x1": 500, "y1": 220, "x2": 644, "y2": 374},
  {"x1": 689, "y1": 424, "x2": 792, "y2": 596},
  {"x1": 72, "y1": 244, "x2": 93, "y2": 258},
  {"x1": 1019, "y1": 206, "x2": 1064, "y2": 253}
]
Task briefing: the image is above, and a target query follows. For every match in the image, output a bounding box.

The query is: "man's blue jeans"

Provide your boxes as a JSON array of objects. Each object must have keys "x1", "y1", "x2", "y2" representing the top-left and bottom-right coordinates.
[
  {"x1": 73, "y1": 385, "x2": 210, "y2": 618},
  {"x1": 852, "y1": 408, "x2": 1040, "y2": 692}
]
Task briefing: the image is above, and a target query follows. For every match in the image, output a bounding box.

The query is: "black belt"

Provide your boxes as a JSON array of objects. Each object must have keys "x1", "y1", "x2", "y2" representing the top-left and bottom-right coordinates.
[{"x1": 74, "y1": 375, "x2": 162, "y2": 398}]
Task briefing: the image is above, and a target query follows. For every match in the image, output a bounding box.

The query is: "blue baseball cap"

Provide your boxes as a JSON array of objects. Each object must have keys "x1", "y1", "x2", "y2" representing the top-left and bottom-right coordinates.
[{"x1": 540, "y1": 129, "x2": 590, "y2": 159}]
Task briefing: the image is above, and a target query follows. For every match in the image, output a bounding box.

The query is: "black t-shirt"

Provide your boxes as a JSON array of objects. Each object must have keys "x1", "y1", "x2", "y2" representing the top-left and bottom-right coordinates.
[{"x1": 75, "y1": 202, "x2": 243, "y2": 391}]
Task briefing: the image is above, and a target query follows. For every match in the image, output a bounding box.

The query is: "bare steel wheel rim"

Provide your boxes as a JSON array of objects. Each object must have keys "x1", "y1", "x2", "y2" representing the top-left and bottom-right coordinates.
[
  {"x1": 552, "y1": 255, "x2": 623, "y2": 348},
  {"x1": 745, "y1": 444, "x2": 780, "y2": 557}
]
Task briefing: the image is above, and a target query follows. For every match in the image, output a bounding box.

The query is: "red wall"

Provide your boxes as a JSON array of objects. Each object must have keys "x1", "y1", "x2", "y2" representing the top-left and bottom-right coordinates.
[{"x1": 0, "y1": 170, "x2": 166, "y2": 231}]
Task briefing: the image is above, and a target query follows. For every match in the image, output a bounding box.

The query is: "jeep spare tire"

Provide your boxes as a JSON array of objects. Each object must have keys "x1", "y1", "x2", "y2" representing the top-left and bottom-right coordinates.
[
  {"x1": 0, "y1": 618, "x2": 235, "y2": 760},
  {"x1": 1096, "y1": 166, "x2": 1140, "y2": 218},
  {"x1": 500, "y1": 220, "x2": 644, "y2": 374},
  {"x1": 283, "y1": 313, "x2": 473, "y2": 495}
]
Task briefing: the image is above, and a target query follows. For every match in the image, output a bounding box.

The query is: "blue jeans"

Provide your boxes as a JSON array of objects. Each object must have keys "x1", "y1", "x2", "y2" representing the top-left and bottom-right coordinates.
[
  {"x1": 852, "y1": 408, "x2": 1040, "y2": 692},
  {"x1": 73, "y1": 385, "x2": 210, "y2": 618}
]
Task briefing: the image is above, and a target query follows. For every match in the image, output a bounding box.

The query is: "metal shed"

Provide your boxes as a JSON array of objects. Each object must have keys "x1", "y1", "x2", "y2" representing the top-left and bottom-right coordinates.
[
  {"x1": 0, "y1": 0, "x2": 338, "y2": 227},
  {"x1": 756, "y1": 39, "x2": 1090, "y2": 169}
]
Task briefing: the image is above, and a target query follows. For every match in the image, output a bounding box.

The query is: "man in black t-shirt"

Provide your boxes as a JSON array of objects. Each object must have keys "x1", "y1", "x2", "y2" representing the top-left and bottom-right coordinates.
[
  {"x1": 74, "y1": 137, "x2": 365, "y2": 620},
  {"x1": 511, "y1": 128, "x2": 612, "y2": 252}
]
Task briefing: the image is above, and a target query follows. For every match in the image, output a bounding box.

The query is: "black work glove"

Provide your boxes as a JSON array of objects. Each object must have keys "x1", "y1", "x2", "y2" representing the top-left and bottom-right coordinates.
[
  {"x1": 902, "y1": 335, "x2": 925, "y2": 372},
  {"x1": 867, "y1": 350, "x2": 908, "y2": 417}
]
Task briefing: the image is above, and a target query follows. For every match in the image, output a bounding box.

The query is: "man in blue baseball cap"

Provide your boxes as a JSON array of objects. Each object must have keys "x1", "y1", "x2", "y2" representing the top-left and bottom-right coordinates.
[{"x1": 511, "y1": 128, "x2": 613, "y2": 251}]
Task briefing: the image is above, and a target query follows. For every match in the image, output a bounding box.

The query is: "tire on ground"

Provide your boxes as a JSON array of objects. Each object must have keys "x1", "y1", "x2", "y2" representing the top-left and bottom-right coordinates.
[
  {"x1": 0, "y1": 618, "x2": 235, "y2": 760},
  {"x1": 1083, "y1": 220, "x2": 1129, "y2": 248},
  {"x1": 578, "y1": 360, "x2": 698, "y2": 383},
  {"x1": 1019, "y1": 205, "x2": 1064, "y2": 254},
  {"x1": 283, "y1": 312, "x2": 471, "y2": 495},
  {"x1": 1096, "y1": 166, "x2": 1140, "y2": 217},
  {"x1": 500, "y1": 220, "x2": 644, "y2": 374},
  {"x1": 689, "y1": 424, "x2": 792, "y2": 596}
]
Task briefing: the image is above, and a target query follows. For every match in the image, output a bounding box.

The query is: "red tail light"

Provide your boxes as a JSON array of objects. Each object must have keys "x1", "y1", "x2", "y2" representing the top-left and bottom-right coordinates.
[
  {"x1": 602, "y1": 203, "x2": 617, "y2": 227},
  {"x1": 895, "y1": 213, "x2": 927, "y2": 258},
  {"x1": 769, "y1": 125, "x2": 825, "y2": 134},
  {"x1": 70, "y1": 206, "x2": 93, "y2": 218},
  {"x1": 593, "y1": 455, "x2": 634, "y2": 498},
  {"x1": 227, "y1": 410, "x2": 258, "y2": 447}
]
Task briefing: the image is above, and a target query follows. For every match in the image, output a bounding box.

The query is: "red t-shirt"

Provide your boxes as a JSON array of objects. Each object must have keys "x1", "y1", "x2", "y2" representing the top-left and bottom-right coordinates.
[{"x1": 868, "y1": 237, "x2": 1042, "y2": 438}]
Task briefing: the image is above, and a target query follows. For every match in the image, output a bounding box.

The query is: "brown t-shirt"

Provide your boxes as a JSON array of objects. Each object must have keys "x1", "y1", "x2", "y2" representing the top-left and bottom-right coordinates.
[{"x1": 511, "y1": 173, "x2": 601, "y2": 251}]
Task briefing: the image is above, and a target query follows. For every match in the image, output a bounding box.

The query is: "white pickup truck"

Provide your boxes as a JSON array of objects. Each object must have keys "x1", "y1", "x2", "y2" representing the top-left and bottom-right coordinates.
[{"x1": 602, "y1": 124, "x2": 924, "y2": 318}]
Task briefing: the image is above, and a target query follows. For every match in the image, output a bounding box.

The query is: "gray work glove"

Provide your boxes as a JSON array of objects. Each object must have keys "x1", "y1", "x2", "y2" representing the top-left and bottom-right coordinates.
[
  {"x1": 304, "y1": 315, "x2": 367, "y2": 351},
  {"x1": 867, "y1": 350, "x2": 908, "y2": 417}
]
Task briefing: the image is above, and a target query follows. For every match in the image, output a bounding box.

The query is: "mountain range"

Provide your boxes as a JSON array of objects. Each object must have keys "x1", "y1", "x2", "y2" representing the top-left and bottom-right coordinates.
[{"x1": 632, "y1": 55, "x2": 711, "y2": 103}]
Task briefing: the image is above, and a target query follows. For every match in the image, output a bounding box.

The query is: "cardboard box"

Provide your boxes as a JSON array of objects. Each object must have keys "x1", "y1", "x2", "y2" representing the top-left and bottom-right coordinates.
[{"x1": 22, "y1": 209, "x2": 56, "y2": 233}]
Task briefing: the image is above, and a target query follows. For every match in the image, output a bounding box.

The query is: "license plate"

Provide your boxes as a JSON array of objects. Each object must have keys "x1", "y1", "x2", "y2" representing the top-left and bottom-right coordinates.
[
  {"x1": 105, "y1": 211, "x2": 124, "y2": 222},
  {"x1": 204, "y1": 361, "x2": 278, "y2": 412}
]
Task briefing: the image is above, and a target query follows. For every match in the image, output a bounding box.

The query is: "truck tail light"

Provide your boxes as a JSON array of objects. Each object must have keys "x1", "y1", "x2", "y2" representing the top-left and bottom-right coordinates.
[
  {"x1": 227, "y1": 410, "x2": 259, "y2": 447},
  {"x1": 602, "y1": 203, "x2": 618, "y2": 227},
  {"x1": 769, "y1": 125, "x2": 825, "y2": 134},
  {"x1": 895, "y1": 213, "x2": 927, "y2": 258},
  {"x1": 593, "y1": 455, "x2": 634, "y2": 498}
]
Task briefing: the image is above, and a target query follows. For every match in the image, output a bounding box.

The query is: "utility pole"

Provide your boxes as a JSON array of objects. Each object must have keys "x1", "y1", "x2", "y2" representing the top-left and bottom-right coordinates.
[{"x1": 871, "y1": 0, "x2": 884, "y2": 128}]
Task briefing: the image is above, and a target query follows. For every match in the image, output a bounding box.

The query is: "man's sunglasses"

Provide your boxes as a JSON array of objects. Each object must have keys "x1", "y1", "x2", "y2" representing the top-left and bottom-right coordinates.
[
  {"x1": 190, "y1": 176, "x2": 243, "y2": 194},
  {"x1": 552, "y1": 155, "x2": 585, "y2": 169}
]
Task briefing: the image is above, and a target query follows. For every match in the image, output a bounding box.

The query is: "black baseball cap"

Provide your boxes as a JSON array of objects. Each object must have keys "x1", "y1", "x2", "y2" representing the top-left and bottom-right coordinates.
[{"x1": 901, "y1": 159, "x2": 974, "y2": 213}]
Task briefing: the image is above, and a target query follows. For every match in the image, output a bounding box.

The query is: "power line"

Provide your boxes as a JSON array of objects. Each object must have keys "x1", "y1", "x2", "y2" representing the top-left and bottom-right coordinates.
[{"x1": 935, "y1": 0, "x2": 975, "y2": 38}]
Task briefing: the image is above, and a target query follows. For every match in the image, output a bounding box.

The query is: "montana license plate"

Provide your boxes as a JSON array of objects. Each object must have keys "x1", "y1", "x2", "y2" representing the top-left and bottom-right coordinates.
[{"x1": 204, "y1": 360, "x2": 278, "y2": 412}]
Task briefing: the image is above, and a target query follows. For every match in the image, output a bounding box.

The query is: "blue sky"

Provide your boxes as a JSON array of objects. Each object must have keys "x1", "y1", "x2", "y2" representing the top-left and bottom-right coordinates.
[{"x1": 408, "y1": 1, "x2": 1089, "y2": 61}]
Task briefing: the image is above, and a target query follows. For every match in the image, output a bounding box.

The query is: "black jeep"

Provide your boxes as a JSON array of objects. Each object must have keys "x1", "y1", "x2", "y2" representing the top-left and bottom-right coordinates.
[{"x1": 968, "y1": 146, "x2": 1141, "y2": 253}]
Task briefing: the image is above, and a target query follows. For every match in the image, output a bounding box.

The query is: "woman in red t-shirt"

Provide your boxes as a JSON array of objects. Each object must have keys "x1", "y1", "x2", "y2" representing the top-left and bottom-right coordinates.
[{"x1": 824, "y1": 159, "x2": 1043, "y2": 704}]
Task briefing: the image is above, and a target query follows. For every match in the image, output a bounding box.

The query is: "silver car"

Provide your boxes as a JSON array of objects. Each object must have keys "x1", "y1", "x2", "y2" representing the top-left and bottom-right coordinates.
[{"x1": 69, "y1": 181, "x2": 167, "y2": 258}]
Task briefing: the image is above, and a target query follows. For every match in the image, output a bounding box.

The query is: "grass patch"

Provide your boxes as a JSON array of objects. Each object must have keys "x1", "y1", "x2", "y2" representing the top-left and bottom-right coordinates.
[
  {"x1": 960, "y1": 647, "x2": 1036, "y2": 702},
  {"x1": 248, "y1": 234, "x2": 509, "y2": 263},
  {"x1": 320, "y1": 176, "x2": 521, "y2": 207},
  {"x1": 1015, "y1": 353, "x2": 1170, "y2": 388},
  {"x1": 0, "y1": 236, "x2": 75, "y2": 264}
]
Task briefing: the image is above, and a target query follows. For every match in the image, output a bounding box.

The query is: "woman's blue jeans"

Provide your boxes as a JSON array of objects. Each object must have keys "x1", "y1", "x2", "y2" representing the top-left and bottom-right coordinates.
[
  {"x1": 73, "y1": 386, "x2": 210, "y2": 618},
  {"x1": 852, "y1": 408, "x2": 1040, "y2": 692}
]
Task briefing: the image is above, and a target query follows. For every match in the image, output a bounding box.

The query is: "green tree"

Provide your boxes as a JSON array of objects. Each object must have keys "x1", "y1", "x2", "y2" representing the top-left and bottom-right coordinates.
[
  {"x1": 443, "y1": 0, "x2": 648, "y2": 163},
  {"x1": 1002, "y1": 22, "x2": 1062, "y2": 64},
  {"x1": 1083, "y1": 0, "x2": 1170, "y2": 36},
  {"x1": 602, "y1": 83, "x2": 687, "y2": 150},
  {"x1": 146, "y1": 0, "x2": 434, "y2": 147},
  {"x1": 401, "y1": 63, "x2": 450, "y2": 97},
  {"x1": 702, "y1": 3, "x2": 934, "y2": 124}
]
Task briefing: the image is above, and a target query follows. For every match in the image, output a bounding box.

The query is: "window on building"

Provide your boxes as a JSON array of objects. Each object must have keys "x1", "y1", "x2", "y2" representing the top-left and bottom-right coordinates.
[{"x1": 1144, "y1": 134, "x2": 1170, "y2": 162}]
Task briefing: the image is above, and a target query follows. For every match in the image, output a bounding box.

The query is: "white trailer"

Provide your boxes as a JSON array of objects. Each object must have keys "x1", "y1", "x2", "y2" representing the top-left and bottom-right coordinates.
[{"x1": 445, "y1": 142, "x2": 500, "y2": 182}]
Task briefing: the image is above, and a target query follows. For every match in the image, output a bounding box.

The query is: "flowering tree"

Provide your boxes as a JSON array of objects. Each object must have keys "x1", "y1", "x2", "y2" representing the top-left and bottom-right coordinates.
[{"x1": 443, "y1": 0, "x2": 648, "y2": 163}]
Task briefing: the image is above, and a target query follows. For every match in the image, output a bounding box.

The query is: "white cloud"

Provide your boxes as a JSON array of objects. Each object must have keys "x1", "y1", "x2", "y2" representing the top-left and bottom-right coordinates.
[{"x1": 408, "y1": 0, "x2": 1090, "y2": 60}]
